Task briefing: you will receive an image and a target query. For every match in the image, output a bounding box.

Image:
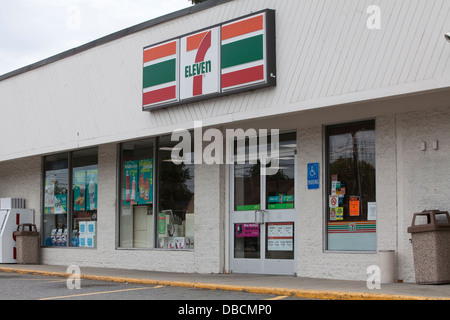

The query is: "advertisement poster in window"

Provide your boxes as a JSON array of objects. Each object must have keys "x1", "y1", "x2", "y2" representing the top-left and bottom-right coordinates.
[
  {"x1": 368, "y1": 202, "x2": 377, "y2": 220},
  {"x1": 158, "y1": 210, "x2": 173, "y2": 237},
  {"x1": 235, "y1": 224, "x2": 259, "y2": 238},
  {"x1": 267, "y1": 195, "x2": 294, "y2": 209},
  {"x1": 349, "y1": 196, "x2": 360, "y2": 216},
  {"x1": 44, "y1": 170, "x2": 67, "y2": 214},
  {"x1": 138, "y1": 159, "x2": 153, "y2": 205},
  {"x1": 123, "y1": 161, "x2": 138, "y2": 205},
  {"x1": 267, "y1": 223, "x2": 293, "y2": 251},
  {"x1": 73, "y1": 168, "x2": 86, "y2": 211},
  {"x1": 86, "y1": 169, "x2": 98, "y2": 210},
  {"x1": 53, "y1": 194, "x2": 67, "y2": 214},
  {"x1": 336, "y1": 207, "x2": 344, "y2": 220},
  {"x1": 44, "y1": 179, "x2": 55, "y2": 211}
]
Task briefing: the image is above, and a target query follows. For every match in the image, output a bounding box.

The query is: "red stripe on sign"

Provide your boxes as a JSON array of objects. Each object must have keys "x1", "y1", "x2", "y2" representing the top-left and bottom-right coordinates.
[
  {"x1": 13, "y1": 247, "x2": 16, "y2": 259},
  {"x1": 268, "y1": 237, "x2": 293, "y2": 239},
  {"x1": 221, "y1": 65, "x2": 264, "y2": 89},
  {"x1": 143, "y1": 86, "x2": 176, "y2": 106},
  {"x1": 193, "y1": 31, "x2": 212, "y2": 96},
  {"x1": 16, "y1": 213, "x2": 20, "y2": 225},
  {"x1": 328, "y1": 230, "x2": 376, "y2": 234},
  {"x1": 193, "y1": 75, "x2": 203, "y2": 96}
]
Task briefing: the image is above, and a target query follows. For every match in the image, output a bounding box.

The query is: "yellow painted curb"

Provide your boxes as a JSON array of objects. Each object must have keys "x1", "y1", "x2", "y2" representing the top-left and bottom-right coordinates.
[{"x1": 1, "y1": 267, "x2": 448, "y2": 300}]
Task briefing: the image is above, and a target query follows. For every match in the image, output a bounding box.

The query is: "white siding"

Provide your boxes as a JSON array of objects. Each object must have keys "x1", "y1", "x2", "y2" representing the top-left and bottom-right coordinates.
[{"x1": 1, "y1": 0, "x2": 450, "y2": 161}]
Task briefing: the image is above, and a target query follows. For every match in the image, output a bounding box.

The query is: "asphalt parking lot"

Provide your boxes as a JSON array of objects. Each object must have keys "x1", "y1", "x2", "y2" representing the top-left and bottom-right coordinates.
[{"x1": 0, "y1": 271, "x2": 305, "y2": 301}]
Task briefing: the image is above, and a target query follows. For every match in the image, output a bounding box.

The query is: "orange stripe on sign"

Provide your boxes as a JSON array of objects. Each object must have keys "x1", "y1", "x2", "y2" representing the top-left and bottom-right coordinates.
[
  {"x1": 186, "y1": 31, "x2": 209, "y2": 52},
  {"x1": 222, "y1": 15, "x2": 263, "y2": 41},
  {"x1": 144, "y1": 41, "x2": 177, "y2": 63}
]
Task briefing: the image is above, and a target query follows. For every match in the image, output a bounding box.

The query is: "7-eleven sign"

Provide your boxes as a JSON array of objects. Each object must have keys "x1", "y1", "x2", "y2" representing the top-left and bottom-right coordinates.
[
  {"x1": 180, "y1": 27, "x2": 220, "y2": 100},
  {"x1": 142, "y1": 10, "x2": 276, "y2": 110}
]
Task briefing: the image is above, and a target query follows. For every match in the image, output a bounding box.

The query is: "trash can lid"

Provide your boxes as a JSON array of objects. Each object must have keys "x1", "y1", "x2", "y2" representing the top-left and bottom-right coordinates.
[
  {"x1": 13, "y1": 224, "x2": 39, "y2": 236},
  {"x1": 14, "y1": 231, "x2": 39, "y2": 236},
  {"x1": 407, "y1": 210, "x2": 450, "y2": 233}
]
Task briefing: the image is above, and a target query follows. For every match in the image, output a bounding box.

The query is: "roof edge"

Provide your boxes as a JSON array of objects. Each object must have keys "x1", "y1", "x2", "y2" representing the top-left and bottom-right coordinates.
[{"x1": 0, "y1": 0, "x2": 234, "y2": 82}]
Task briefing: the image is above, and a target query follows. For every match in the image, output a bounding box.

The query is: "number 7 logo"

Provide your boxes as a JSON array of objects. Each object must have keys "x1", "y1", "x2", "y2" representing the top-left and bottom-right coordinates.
[
  {"x1": 193, "y1": 31, "x2": 212, "y2": 96},
  {"x1": 180, "y1": 28, "x2": 220, "y2": 100}
]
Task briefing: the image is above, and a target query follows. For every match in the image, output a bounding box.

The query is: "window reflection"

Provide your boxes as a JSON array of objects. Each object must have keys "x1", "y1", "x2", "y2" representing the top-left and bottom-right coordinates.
[
  {"x1": 326, "y1": 121, "x2": 376, "y2": 251},
  {"x1": 43, "y1": 148, "x2": 98, "y2": 248},
  {"x1": 157, "y1": 134, "x2": 195, "y2": 250},
  {"x1": 119, "y1": 139, "x2": 155, "y2": 248}
]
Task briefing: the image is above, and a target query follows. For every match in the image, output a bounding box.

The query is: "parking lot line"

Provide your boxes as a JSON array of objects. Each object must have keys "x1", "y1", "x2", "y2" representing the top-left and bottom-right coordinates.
[
  {"x1": 38, "y1": 285, "x2": 165, "y2": 300},
  {"x1": 266, "y1": 295, "x2": 288, "y2": 300},
  {"x1": 2, "y1": 278, "x2": 68, "y2": 283}
]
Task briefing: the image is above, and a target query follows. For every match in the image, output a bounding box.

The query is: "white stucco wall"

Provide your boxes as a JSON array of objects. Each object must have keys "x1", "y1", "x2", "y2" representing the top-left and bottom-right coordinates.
[{"x1": 396, "y1": 106, "x2": 450, "y2": 282}]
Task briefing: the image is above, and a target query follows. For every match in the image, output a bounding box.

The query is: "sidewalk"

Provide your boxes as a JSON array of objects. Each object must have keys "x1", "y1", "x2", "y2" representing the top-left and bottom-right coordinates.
[{"x1": 1, "y1": 264, "x2": 449, "y2": 300}]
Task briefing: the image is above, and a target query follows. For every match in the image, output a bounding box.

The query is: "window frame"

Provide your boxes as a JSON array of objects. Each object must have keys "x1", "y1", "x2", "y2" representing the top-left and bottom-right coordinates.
[
  {"x1": 42, "y1": 147, "x2": 98, "y2": 248},
  {"x1": 117, "y1": 133, "x2": 195, "y2": 251},
  {"x1": 324, "y1": 120, "x2": 377, "y2": 252},
  {"x1": 118, "y1": 138, "x2": 156, "y2": 249}
]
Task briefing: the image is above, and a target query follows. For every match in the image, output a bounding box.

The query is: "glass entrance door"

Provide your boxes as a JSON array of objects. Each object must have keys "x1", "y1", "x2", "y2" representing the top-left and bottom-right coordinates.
[{"x1": 230, "y1": 133, "x2": 297, "y2": 275}]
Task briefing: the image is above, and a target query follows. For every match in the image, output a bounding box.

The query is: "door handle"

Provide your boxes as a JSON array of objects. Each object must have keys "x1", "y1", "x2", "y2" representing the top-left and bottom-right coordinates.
[
  {"x1": 255, "y1": 210, "x2": 264, "y2": 225},
  {"x1": 255, "y1": 210, "x2": 266, "y2": 224},
  {"x1": 261, "y1": 209, "x2": 267, "y2": 225}
]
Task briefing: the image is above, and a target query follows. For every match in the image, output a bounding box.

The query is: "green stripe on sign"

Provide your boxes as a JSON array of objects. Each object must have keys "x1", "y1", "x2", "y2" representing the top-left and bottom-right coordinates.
[
  {"x1": 221, "y1": 34, "x2": 264, "y2": 69},
  {"x1": 143, "y1": 59, "x2": 176, "y2": 88}
]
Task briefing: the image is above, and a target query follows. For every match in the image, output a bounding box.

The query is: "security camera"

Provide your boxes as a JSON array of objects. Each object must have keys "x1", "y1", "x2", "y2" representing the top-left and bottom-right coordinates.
[{"x1": 445, "y1": 32, "x2": 450, "y2": 43}]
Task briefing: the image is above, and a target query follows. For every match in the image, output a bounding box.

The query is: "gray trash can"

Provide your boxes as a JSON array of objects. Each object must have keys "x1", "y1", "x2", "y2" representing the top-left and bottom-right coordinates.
[
  {"x1": 13, "y1": 224, "x2": 40, "y2": 264},
  {"x1": 407, "y1": 210, "x2": 450, "y2": 284}
]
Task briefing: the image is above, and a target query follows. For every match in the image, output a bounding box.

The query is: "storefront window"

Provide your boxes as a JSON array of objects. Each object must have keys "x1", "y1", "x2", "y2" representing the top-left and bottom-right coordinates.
[
  {"x1": 234, "y1": 161, "x2": 261, "y2": 211},
  {"x1": 233, "y1": 132, "x2": 296, "y2": 212},
  {"x1": 71, "y1": 149, "x2": 98, "y2": 248},
  {"x1": 326, "y1": 121, "x2": 376, "y2": 251},
  {"x1": 43, "y1": 154, "x2": 68, "y2": 247},
  {"x1": 157, "y1": 134, "x2": 195, "y2": 250},
  {"x1": 119, "y1": 138, "x2": 155, "y2": 248},
  {"x1": 43, "y1": 148, "x2": 98, "y2": 248},
  {"x1": 118, "y1": 134, "x2": 195, "y2": 250},
  {"x1": 266, "y1": 132, "x2": 296, "y2": 210}
]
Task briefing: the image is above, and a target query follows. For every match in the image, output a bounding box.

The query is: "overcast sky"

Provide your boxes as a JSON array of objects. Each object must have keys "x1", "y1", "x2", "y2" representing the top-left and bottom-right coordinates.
[{"x1": 0, "y1": 0, "x2": 192, "y2": 76}]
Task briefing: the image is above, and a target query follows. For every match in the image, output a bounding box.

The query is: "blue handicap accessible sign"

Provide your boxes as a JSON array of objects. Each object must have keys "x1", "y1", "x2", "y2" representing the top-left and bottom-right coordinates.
[{"x1": 307, "y1": 163, "x2": 320, "y2": 190}]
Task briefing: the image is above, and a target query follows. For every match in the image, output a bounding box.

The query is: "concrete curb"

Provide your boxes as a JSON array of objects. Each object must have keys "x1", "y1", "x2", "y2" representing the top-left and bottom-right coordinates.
[{"x1": 1, "y1": 267, "x2": 448, "y2": 300}]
